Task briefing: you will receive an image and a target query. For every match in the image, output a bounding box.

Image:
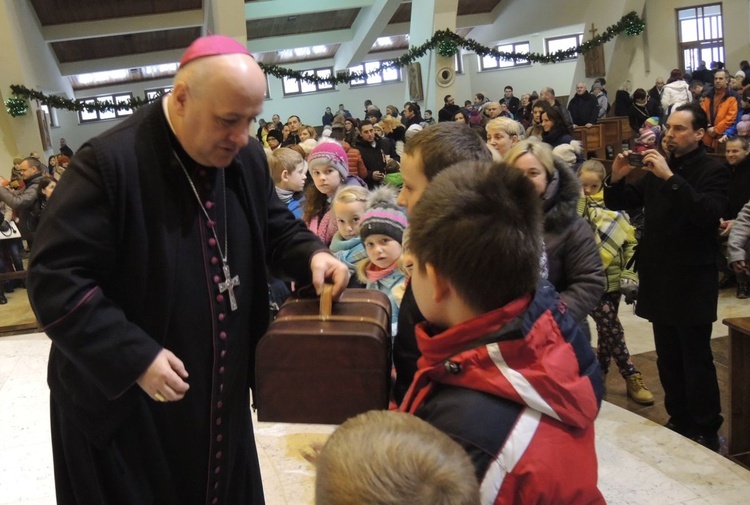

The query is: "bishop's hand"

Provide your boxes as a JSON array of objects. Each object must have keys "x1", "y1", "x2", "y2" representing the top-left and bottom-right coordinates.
[
  {"x1": 310, "y1": 251, "x2": 350, "y2": 300},
  {"x1": 137, "y1": 348, "x2": 190, "y2": 402}
]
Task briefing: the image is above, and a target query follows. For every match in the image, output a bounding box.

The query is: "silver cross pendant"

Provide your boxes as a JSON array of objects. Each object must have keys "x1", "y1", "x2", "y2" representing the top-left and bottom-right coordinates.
[{"x1": 218, "y1": 262, "x2": 240, "y2": 311}]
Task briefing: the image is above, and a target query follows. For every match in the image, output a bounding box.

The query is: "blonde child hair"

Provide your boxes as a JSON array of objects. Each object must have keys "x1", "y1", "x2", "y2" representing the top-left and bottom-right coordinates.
[
  {"x1": 333, "y1": 185, "x2": 369, "y2": 206},
  {"x1": 315, "y1": 410, "x2": 479, "y2": 505},
  {"x1": 577, "y1": 159, "x2": 607, "y2": 180},
  {"x1": 268, "y1": 147, "x2": 305, "y2": 184}
]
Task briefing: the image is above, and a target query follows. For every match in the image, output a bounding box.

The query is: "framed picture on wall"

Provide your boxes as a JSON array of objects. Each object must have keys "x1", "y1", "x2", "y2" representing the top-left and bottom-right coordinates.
[
  {"x1": 408, "y1": 63, "x2": 423, "y2": 101},
  {"x1": 37, "y1": 109, "x2": 51, "y2": 150}
]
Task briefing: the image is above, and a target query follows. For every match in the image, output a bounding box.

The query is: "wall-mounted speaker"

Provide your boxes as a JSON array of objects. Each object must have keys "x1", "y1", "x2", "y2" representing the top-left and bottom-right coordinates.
[{"x1": 436, "y1": 67, "x2": 455, "y2": 87}]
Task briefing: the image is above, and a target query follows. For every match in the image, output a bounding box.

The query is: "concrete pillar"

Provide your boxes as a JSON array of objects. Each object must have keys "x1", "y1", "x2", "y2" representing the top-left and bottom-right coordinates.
[
  {"x1": 408, "y1": 0, "x2": 459, "y2": 116},
  {"x1": 205, "y1": 0, "x2": 248, "y2": 44}
]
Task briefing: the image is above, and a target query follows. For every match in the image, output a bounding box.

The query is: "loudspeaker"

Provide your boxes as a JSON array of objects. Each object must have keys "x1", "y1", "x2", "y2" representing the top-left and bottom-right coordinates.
[{"x1": 436, "y1": 66, "x2": 455, "y2": 87}]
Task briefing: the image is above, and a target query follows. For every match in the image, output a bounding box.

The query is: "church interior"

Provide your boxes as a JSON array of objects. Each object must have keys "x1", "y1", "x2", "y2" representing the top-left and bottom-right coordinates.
[{"x1": 2, "y1": 0, "x2": 750, "y2": 503}]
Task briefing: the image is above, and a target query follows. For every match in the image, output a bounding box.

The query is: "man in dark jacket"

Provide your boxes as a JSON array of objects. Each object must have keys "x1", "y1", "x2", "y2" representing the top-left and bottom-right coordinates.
[
  {"x1": 402, "y1": 102, "x2": 423, "y2": 128},
  {"x1": 27, "y1": 35, "x2": 349, "y2": 505},
  {"x1": 59, "y1": 138, "x2": 74, "y2": 157},
  {"x1": 648, "y1": 77, "x2": 665, "y2": 106},
  {"x1": 438, "y1": 94, "x2": 460, "y2": 122},
  {"x1": 604, "y1": 103, "x2": 728, "y2": 452},
  {"x1": 499, "y1": 85, "x2": 521, "y2": 118},
  {"x1": 567, "y1": 82, "x2": 600, "y2": 127},
  {"x1": 693, "y1": 61, "x2": 714, "y2": 89},
  {"x1": 355, "y1": 122, "x2": 399, "y2": 189},
  {"x1": 281, "y1": 115, "x2": 302, "y2": 146}
]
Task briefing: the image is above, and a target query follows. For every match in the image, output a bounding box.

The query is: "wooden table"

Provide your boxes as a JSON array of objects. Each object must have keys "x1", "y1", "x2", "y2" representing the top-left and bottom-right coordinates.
[{"x1": 722, "y1": 317, "x2": 750, "y2": 468}]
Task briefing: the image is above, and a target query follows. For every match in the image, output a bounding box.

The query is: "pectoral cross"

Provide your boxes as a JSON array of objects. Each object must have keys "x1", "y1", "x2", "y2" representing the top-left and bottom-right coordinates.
[{"x1": 219, "y1": 263, "x2": 240, "y2": 311}]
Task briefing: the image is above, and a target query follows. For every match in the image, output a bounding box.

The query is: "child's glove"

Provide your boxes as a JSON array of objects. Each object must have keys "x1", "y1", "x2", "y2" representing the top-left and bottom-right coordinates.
[{"x1": 620, "y1": 278, "x2": 638, "y2": 305}]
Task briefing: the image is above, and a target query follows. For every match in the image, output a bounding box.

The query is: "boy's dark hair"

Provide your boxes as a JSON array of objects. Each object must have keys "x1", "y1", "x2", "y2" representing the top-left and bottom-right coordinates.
[
  {"x1": 403, "y1": 122, "x2": 492, "y2": 180},
  {"x1": 409, "y1": 161, "x2": 542, "y2": 313},
  {"x1": 37, "y1": 176, "x2": 56, "y2": 197},
  {"x1": 727, "y1": 136, "x2": 750, "y2": 149},
  {"x1": 674, "y1": 103, "x2": 708, "y2": 131},
  {"x1": 475, "y1": 92, "x2": 485, "y2": 101},
  {"x1": 632, "y1": 88, "x2": 647, "y2": 101}
]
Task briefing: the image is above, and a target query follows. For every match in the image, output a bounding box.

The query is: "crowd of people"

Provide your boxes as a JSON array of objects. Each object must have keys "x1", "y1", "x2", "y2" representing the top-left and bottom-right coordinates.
[
  {"x1": 8, "y1": 33, "x2": 750, "y2": 503},
  {"x1": 259, "y1": 59, "x2": 750, "y2": 465},
  {"x1": 0, "y1": 139, "x2": 71, "y2": 304}
]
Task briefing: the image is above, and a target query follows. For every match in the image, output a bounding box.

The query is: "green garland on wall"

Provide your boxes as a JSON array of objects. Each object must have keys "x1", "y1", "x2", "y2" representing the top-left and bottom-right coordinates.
[{"x1": 8, "y1": 11, "x2": 644, "y2": 114}]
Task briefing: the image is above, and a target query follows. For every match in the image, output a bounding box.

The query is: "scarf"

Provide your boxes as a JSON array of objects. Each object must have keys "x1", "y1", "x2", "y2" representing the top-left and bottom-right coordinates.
[
  {"x1": 275, "y1": 187, "x2": 294, "y2": 204},
  {"x1": 579, "y1": 190, "x2": 633, "y2": 269},
  {"x1": 366, "y1": 261, "x2": 398, "y2": 283}
]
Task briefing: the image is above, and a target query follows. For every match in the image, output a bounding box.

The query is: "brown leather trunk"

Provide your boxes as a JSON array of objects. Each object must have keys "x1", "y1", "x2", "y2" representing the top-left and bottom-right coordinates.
[{"x1": 255, "y1": 286, "x2": 391, "y2": 424}]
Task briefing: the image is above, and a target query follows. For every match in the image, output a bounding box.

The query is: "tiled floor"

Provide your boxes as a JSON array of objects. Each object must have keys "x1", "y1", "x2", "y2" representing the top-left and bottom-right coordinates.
[{"x1": 1, "y1": 287, "x2": 749, "y2": 504}]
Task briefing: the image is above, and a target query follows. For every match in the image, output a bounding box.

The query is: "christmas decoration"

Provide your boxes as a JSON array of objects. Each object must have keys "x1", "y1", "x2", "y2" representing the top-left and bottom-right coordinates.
[
  {"x1": 4, "y1": 96, "x2": 28, "y2": 117},
  {"x1": 9, "y1": 12, "x2": 644, "y2": 111},
  {"x1": 436, "y1": 38, "x2": 459, "y2": 58}
]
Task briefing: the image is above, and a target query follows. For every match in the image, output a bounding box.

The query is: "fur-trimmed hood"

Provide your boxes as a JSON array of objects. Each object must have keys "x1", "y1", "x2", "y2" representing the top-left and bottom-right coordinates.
[{"x1": 542, "y1": 157, "x2": 581, "y2": 233}]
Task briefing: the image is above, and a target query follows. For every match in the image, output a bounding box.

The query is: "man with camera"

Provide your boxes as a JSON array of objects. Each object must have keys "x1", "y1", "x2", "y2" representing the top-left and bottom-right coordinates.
[{"x1": 603, "y1": 103, "x2": 728, "y2": 452}]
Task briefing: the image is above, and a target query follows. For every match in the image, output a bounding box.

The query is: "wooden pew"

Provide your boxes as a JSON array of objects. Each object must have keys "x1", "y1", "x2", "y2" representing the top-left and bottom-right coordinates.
[
  {"x1": 598, "y1": 117, "x2": 624, "y2": 156},
  {"x1": 618, "y1": 116, "x2": 633, "y2": 141},
  {"x1": 573, "y1": 124, "x2": 602, "y2": 154},
  {"x1": 722, "y1": 317, "x2": 750, "y2": 469}
]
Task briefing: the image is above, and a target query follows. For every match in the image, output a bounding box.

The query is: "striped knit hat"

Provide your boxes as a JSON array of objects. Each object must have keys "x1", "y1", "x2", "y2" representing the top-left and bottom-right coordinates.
[{"x1": 360, "y1": 186, "x2": 408, "y2": 244}]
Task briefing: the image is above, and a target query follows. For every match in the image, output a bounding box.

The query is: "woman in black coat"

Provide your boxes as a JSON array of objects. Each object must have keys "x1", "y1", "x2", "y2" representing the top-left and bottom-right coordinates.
[{"x1": 541, "y1": 104, "x2": 575, "y2": 148}]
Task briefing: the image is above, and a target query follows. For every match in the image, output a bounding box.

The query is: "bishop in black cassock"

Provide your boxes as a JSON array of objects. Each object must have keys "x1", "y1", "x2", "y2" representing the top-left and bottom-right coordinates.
[{"x1": 27, "y1": 36, "x2": 348, "y2": 505}]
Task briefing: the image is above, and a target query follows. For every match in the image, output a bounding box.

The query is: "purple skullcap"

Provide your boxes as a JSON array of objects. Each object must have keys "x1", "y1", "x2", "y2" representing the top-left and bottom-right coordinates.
[{"x1": 180, "y1": 35, "x2": 251, "y2": 67}]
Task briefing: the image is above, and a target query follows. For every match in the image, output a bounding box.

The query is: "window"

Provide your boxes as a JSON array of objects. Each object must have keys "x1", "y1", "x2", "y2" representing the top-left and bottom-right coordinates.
[
  {"x1": 348, "y1": 60, "x2": 401, "y2": 87},
  {"x1": 479, "y1": 42, "x2": 530, "y2": 71},
  {"x1": 282, "y1": 68, "x2": 334, "y2": 96},
  {"x1": 545, "y1": 34, "x2": 583, "y2": 61},
  {"x1": 77, "y1": 93, "x2": 134, "y2": 123},
  {"x1": 145, "y1": 86, "x2": 173, "y2": 103},
  {"x1": 677, "y1": 4, "x2": 723, "y2": 73}
]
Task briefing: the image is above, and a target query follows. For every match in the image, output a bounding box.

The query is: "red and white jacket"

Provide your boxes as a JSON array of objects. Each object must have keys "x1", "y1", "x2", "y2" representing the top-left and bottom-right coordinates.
[{"x1": 400, "y1": 281, "x2": 605, "y2": 505}]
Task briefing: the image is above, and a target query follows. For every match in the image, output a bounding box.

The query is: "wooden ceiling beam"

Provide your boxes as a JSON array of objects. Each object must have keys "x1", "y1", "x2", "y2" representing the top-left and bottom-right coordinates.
[
  {"x1": 245, "y1": 0, "x2": 375, "y2": 21},
  {"x1": 41, "y1": 9, "x2": 204, "y2": 42}
]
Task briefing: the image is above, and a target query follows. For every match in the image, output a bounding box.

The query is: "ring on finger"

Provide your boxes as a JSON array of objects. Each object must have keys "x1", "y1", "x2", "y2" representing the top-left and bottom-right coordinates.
[{"x1": 154, "y1": 393, "x2": 167, "y2": 402}]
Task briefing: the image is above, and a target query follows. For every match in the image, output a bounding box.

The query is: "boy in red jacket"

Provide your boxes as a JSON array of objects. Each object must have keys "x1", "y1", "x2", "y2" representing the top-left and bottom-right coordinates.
[{"x1": 400, "y1": 160, "x2": 605, "y2": 505}]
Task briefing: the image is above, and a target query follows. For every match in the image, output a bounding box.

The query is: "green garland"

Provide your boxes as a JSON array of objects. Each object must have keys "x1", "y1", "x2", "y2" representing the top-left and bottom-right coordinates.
[
  {"x1": 9, "y1": 84, "x2": 155, "y2": 113},
  {"x1": 260, "y1": 11, "x2": 644, "y2": 85},
  {"x1": 8, "y1": 12, "x2": 644, "y2": 113}
]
